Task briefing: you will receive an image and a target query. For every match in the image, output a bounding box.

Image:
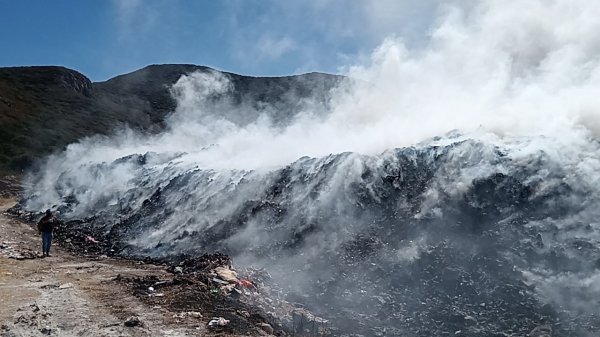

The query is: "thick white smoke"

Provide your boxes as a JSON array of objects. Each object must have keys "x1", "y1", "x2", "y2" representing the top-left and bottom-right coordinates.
[
  {"x1": 30, "y1": 0, "x2": 600, "y2": 173},
  {"x1": 27, "y1": 0, "x2": 600, "y2": 216}
]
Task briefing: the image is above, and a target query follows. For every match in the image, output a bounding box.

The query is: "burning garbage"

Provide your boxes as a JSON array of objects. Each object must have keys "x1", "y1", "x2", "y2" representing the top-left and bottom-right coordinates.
[{"x1": 110, "y1": 253, "x2": 331, "y2": 336}]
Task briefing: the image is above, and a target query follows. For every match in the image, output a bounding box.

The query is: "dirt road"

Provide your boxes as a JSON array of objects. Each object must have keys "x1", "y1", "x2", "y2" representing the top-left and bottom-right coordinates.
[{"x1": 0, "y1": 198, "x2": 210, "y2": 337}]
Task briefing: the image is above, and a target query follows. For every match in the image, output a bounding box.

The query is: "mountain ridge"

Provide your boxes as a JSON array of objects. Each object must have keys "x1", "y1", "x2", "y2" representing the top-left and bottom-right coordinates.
[{"x1": 0, "y1": 64, "x2": 343, "y2": 172}]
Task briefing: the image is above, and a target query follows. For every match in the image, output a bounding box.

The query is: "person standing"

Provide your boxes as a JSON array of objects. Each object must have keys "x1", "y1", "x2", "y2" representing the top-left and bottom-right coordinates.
[{"x1": 37, "y1": 209, "x2": 56, "y2": 257}]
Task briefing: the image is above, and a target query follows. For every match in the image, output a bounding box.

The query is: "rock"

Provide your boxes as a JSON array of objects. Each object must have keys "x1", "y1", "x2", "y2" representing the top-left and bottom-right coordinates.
[
  {"x1": 257, "y1": 322, "x2": 274, "y2": 334},
  {"x1": 40, "y1": 326, "x2": 52, "y2": 335}
]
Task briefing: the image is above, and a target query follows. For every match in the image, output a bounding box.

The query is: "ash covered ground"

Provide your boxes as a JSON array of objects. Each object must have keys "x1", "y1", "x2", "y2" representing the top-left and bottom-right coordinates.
[{"x1": 16, "y1": 137, "x2": 600, "y2": 336}]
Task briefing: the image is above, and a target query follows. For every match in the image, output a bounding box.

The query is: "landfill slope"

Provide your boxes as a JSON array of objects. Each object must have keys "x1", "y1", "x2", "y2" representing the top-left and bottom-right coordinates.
[{"x1": 19, "y1": 137, "x2": 600, "y2": 336}]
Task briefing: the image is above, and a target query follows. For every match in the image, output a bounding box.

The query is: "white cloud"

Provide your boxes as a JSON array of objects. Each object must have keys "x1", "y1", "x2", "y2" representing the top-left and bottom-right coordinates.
[
  {"x1": 255, "y1": 35, "x2": 297, "y2": 60},
  {"x1": 112, "y1": 0, "x2": 161, "y2": 41}
]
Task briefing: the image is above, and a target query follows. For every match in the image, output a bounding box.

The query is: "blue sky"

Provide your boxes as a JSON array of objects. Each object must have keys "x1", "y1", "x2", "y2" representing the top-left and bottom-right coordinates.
[{"x1": 0, "y1": 0, "x2": 438, "y2": 81}]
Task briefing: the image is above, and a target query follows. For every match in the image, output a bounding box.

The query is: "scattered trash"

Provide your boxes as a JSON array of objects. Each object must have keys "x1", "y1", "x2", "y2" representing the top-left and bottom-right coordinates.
[
  {"x1": 124, "y1": 316, "x2": 142, "y2": 327},
  {"x1": 214, "y1": 266, "x2": 238, "y2": 283},
  {"x1": 58, "y1": 283, "x2": 74, "y2": 289},
  {"x1": 207, "y1": 317, "x2": 229, "y2": 327},
  {"x1": 8, "y1": 250, "x2": 42, "y2": 260},
  {"x1": 220, "y1": 283, "x2": 236, "y2": 295},
  {"x1": 85, "y1": 235, "x2": 98, "y2": 243},
  {"x1": 172, "y1": 311, "x2": 203, "y2": 319},
  {"x1": 464, "y1": 315, "x2": 477, "y2": 325},
  {"x1": 257, "y1": 322, "x2": 274, "y2": 334},
  {"x1": 237, "y1": 310, "x2": 250, "y2": 318},
  {"x1": 211, "y1": 277, "x2": 229, "y2": 285},
  {"x1": 238, "y1": 279, "x2": 255, "y2": 289}
]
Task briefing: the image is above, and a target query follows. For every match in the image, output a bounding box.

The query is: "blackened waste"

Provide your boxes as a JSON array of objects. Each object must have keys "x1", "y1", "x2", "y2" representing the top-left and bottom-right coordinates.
[{"x1": 18, "y1": 138, "x2": 600, "y2": 336}]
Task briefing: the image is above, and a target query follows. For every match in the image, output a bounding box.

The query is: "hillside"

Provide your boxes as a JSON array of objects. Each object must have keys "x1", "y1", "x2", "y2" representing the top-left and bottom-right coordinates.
[{"x1": 0, "y1": 65, "x2": 343, "y2": 172}]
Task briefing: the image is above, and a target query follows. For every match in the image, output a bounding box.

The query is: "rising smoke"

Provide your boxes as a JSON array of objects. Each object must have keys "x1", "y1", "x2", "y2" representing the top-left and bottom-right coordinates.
[
  {"x1": 28, "y1": 0, "x2": 600, "y2": 172},
  {"x1": 23, "y1": 0, "x2": 600, "y2": 335}
]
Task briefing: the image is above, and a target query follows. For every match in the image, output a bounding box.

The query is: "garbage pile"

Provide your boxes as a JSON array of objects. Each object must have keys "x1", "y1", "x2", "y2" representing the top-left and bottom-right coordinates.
[
  {"x1": 12, "y1": 139, "x2": 600, "y2": 336},
  {"x1": 5, "y1": 206, "x2": 331, "y2": 335},
  {"x1": 0, "y1": 240, "x2": 43, "y2": 260},
  {"x1": 6, "y1": 204, "x2": 114, "y2": 256},
  {"x1": 118, "y1": 253, "x2": 330, "y2": 336}
]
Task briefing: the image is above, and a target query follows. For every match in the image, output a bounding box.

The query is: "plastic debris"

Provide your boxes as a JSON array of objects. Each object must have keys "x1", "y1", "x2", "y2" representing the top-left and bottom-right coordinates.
[
  {"x1": 208, "y1": 317, "x2": 229, "y2": 327},
  {"x1": 124, "y1": 316, "x2": 142, "y2": 327},
  {"x1": 172, "y1": 311, "x2": 203, "y2": 319},
  {"x1": 212, "y1": 277, "x2": 229, "y2": 285},
  {"x1": 220, "y1": 284, "x2": 236, "y2": 295},
  {"x1": 214, "y1": 266, "x2": 238, "y2": 283},
  {"x1": 238, "y1": 279, "x2": 255, "y2": 289},
  {"x1": 85, "y1": 235, "x2": 98, "y2": 243}
]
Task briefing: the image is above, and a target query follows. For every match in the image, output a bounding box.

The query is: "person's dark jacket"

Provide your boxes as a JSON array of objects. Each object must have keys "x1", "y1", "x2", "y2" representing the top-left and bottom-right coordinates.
[{"x1": 37, "y1": 214, "x2": 56, "y2": 233}]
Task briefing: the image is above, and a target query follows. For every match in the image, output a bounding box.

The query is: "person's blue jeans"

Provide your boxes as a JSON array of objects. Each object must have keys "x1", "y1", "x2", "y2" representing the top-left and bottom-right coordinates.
[{"x1": 41, "y1": 231, "x2": 53, "y2": 255}]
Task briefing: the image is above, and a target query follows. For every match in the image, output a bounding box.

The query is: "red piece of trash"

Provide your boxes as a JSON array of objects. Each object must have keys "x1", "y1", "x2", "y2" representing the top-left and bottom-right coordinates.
[{"x1": 238, "y1": 279, "x2": 254, "y2": 289}]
